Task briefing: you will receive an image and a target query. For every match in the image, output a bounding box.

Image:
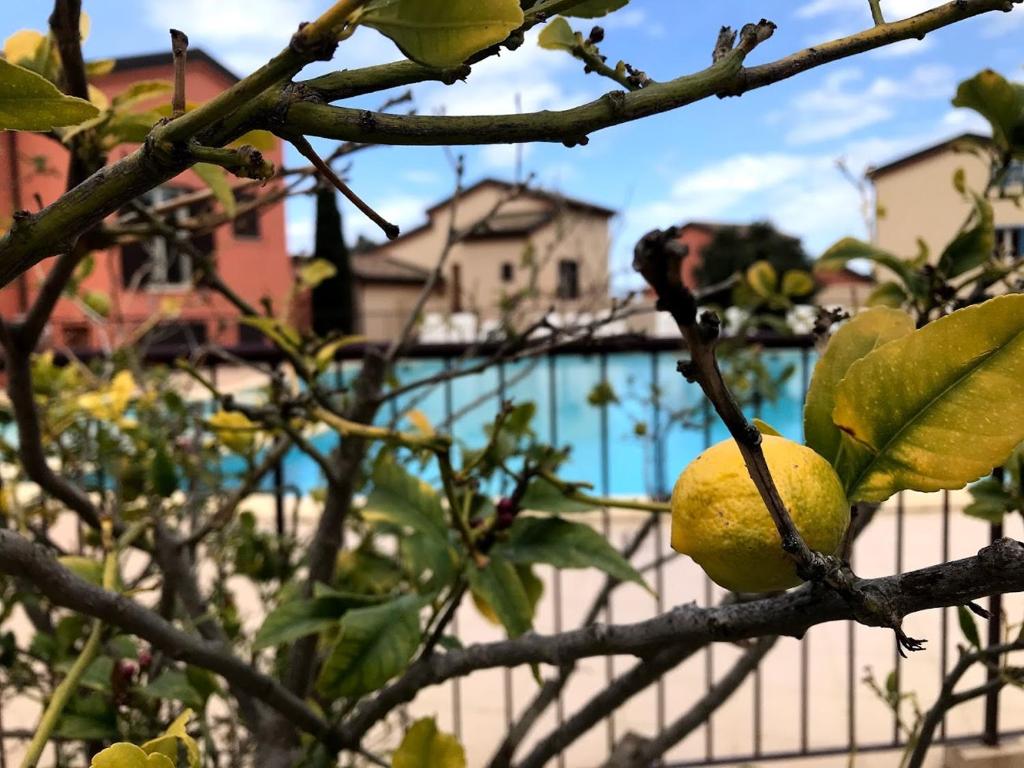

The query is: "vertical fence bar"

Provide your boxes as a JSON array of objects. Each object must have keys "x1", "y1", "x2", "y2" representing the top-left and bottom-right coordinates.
[
  {"x1": 799, "y1": 346, "x2": 811, "y2": 754},
  {"x1": 893, "y1": 491, "x2": 905, "y2": 746},
  {"x1": 498, "y1": 360, "x2": 515, "y2": 732},
  {"x1": 599, "y1": 351, "x2": 616, "y2": 752},
  {"x1": 271, "y1": 364, "x2": 286, "y2": 540},
  {"x1": 650, "y1": 351, "x2": 667, "y2": 734},
  {"x1": 443, "y1": 358, "x2": 462, "y2": 741},
  {"x1": 702, "y1": 397, "x2": 714, "y2": 762},
  {"x1": 940, "y1": 489, "x2": 950, "y2": 742},
  {"x1": 547, "y1": 353, "x2": 566, "y2": 768},
  {"x1": 984, "y1": 512, "x2": 1005, "y2": 746}
]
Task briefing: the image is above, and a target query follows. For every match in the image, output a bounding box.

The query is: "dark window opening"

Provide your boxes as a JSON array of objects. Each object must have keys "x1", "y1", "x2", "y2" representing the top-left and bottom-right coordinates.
[
  {"x1": 995, "y1": 226, "x2": 1024, "y2": 259},
  {"x1": 62, "y1": 323, "x2": 91, "y2": 350},
  {"x1": 141, "y1": 321, "x2": 208, "y2": 352},
  {"x1": 119, "y1": 187, "x2": 215, "y2": 290},
  {"x1": 556, "y1": 259, "x2": 580, "y2": 300},
  {"x1": 233, "y1": 192, "x2": 261, "y2": 238},
  {"x1": 500, "y1": 262, "x2": 515, "y2": 283},
  {"x1": 238, "y1": 322, "x2": 270, "y2": 348}
]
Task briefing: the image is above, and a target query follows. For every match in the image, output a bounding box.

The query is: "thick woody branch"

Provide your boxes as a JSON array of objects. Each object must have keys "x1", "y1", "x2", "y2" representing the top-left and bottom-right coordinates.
[
  {"x1": 339, "y1": 537, "x2": 1024, "y2": 748},
  {"x1": 0, "y1": 528, "x2": 337, "y2": 747}
]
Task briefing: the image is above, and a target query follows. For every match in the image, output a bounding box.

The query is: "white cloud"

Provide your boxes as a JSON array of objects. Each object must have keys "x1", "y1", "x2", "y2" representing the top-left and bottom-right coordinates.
[
  {"x1": 782, "y1": 64, "x2": 955, "y2": 144},
  {"x1": 478, "y1": 143, "x2": 535, "y2": 172},
  {"x1": 797, "y1": 0, "x2": 940, "y2": 20},
  {"x1": 941, "y1": 108, "x2": 990, "y2": 134}
]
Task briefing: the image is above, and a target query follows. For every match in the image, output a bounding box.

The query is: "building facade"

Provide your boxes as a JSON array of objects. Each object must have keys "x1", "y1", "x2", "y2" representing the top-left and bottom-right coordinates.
[
  {"x1": 0, "y1": 51, "x2": 291, "y2": 352},
  {"x1": 358, "y1": 178, "x2": 615, "y2": 334},
  {"x1": 869, "y1": 132, "x2": 1022, "y2": 261}
]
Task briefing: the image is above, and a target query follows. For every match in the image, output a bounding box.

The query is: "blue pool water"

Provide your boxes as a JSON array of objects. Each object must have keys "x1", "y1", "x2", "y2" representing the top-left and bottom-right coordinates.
[{"x1": 269, "y1": 349, "x2": 814, "y2": 498}]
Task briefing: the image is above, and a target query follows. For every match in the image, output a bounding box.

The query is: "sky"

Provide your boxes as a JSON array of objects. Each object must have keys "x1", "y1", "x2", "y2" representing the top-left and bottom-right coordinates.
[{"x1": 3, "y1": 0, "x2": 1023, "y2": 291}]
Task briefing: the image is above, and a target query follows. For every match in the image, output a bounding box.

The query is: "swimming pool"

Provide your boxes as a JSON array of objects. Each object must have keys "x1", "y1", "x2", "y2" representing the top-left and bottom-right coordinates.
[{"x1": 271, "y1": 348, "x2": 814, "y2": 498}]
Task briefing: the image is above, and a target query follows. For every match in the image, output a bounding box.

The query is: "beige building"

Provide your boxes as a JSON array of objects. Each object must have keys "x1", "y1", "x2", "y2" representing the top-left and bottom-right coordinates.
[
  {"x1": 360, "y1": 178, "x2": 615, "y2": 336},
  {"x1": 869, "y1": 132, "x2": 1021, "y2": 259}
]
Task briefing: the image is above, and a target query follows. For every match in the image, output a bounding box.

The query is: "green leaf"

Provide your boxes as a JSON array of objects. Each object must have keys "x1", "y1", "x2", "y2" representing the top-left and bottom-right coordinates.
[
  {"x1": 0, "y1": 58, "x2": 99, "y2": 130},
  {"x1": 746, "y1": 260, "x2": 778, "y2": 297},
  {"x1": 141, "y1": 669, "x2": 204, "y2": 709},
  {"x1": 467, "y1": 554, "x2": 534, "y2": 637},
  {"x1": 58, "y1": 555, "x2": 104, "y2": 586},
  {"x1": 237, "y1": 316, "x2": 302, "y2": 354},
  {"x1": 952, "y1": 69, "x2": 1024, "y2": 151},
  {"x1": 111, "y1": 80, "x2": 173, "y2": 110},
  {"x1": 538, "y1": 17, "x2": 578, "y2": 52},
  {"x1": 494, "y1": 517, "x2": 648, "y2": 588},
  {"x1": 561, "y1": 0, "x2": 630, "y2": 17},
  {"x1": 866, "y1": 281, "x2": 908, "y2": 309},
  {"x1": 816, "y1": 237, "x2": 918, "y2": 291},
  {"x1": 833, "y1": 294, "x2": 1024, "y2": 502},
  {"x1": 957, "y1": 605, "x2": 981, "y2": 648},
  {"x1": 298, "y1": 257, "x2": 338, "y2": 288},
  {"x1": 752, "y1": 418, "x2": 781, "y2": 437},
  {"x1": 193, "y1": 162, "x2": 236, "y2": 218},
  {"x1": 254, "y1": 592, "x2": 377, "y2": 650},
  {"x1": 519, "y1": 476, "x2": 596, "y2": 513},
  {"x1": 149, "y1": 444, "x2": 178, "y2": 496},
  {"x1": 804, "y1": 307, "x2": 915, "y2": 465},
  {"x1": 359, "y1": 0, "x2": 525, "y2": 68},
  {"x1": 781, "y1": 269, "x2": 814, "y2": 298},
  {"x1": 964, "y1": 476, "x2": 1014, "y2": 523},
  {"x1": 392, "y1": 718, "x2": 467, "y2": 768},
  {"x1": 317, "y1": 596, "x2": 422, "y2": 698},
  {"x1": 938, "y1": 192, "x2": 994, "y2": 279},
  {"x1": 586, "y1": 380, "x2": 619, "y2": 407},
  {"x1": 363, "y1": 457, "x2": 446, "y2": 536}
]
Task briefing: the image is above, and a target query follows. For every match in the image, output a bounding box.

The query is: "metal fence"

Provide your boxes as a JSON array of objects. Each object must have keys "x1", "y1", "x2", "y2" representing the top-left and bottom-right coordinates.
[{"x1": 1, "y1": 336, "x2": 1019, "y2": 767}]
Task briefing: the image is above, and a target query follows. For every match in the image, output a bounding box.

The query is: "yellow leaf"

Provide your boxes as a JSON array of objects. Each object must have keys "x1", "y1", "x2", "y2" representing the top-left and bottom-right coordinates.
[
  {"x1": 392, "y1": 718, "x2": 466, "y2": 768},
  {"x1": 3, "y1": 30, "x2": 44, "y2": 66},
  {"x1": 298, "y1": 258, "x2": 337, "y2": 288},
  {"x1": 90, "y1": 743, "x2": 174, "y2": 768},
  {"x1": 207, "y1": 410, "x2": 257, "y2": 454},
  {"x1": 77, "y1": 370, "x2": 137, "y2": 421},
  {"x1": 141, "y1": 709, "x2": 200, "y2": 768},
  {"x1": 407, "y1": 409, "x2": 434, "y2": 436}
]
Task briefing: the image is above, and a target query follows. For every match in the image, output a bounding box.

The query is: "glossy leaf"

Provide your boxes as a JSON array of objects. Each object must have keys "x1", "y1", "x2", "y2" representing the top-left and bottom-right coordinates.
[
  {"x1": 562, "y1": 0, "x2": 630, "y2": 17},
  {"x1": 298, "y1": 258, "x2": 337, "y2": 288},
  {"x1": 781, "y1": 269, "x2": 814, "y2": 298},
  {"x1": 363, "y1": 457, "x2": 446, "y2": 536},
  {"x1": 317, "y1": 596, "x2": 422, "y2": 698},
  {"x1": 193, "y1": 162, "x2": 236, "y2": 218},
  {"x1": 833, "y1": 294, "x2": 1024, "y2": 502},
  {"x1": 957, "y1": 605, "x2": 981, "y2": 648},
  {"x1": 360, "y1": 0, "x2": 525, "y2": 68},
  {"x1": 520, "y1": 476, "x2": 596, "y2": 513},
  {"x1": 938, "y1": 192, "x2": 994, "y2": 278},
  {"x1": 804, "y1": 307, "x2": 915, "y2": 465},
  {"x1": 952, "y1": 69, "x2": 1024, "y2": 150},
  {"x1": 91, "y1": 744, "x2": 175, "y2": 768},
  {"x1": 254, "y1": 592, "x2": 377, "y2": 650},
  {"x1": 752, "y1": 418, "x2": 782, "y2": 437},
  {"x1": 746, "y1": 260, "x2": 778, "y2": 297},
  {"x1": 538, "y1": 17, "x2": 577, "y2": 52},
  {"x1": 111, "y1": 80, "x2": 173, "y2": 110},
  {"x1": 141, "y1": 709, "x2": 200, "y2": 768},
  {"x1": 392, "y1": 718, "x2": 466, "y2": 768},
  {"x1": 0, "y1": 58, "x2": 99, "y2": 130},
  {"x1": 816, "y1": 237, "x2": 917, "y2": 289},
  {"x1": 467, "y1": 554, "x2": 534, "y2": 637},
  {"x1": 494, "y1": 517, "x2": 648, "y2": 588}
]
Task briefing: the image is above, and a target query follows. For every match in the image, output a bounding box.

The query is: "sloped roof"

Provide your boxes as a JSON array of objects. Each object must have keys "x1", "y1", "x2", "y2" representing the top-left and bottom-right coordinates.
[
  {"x1": 425, "y1": 178, "x2": 617, "y2": 219},
  {"x1": 109, "y1": 49, "x2": 239, "y2": 84},
  {"x1": 866, "y1": 133, "x2": 990, "y2": 180},
  {"x1": 352, "y1": 253, "x2": 432, "y2": 284},
  {"x1": 462, "y1": 210, "x2": 554, "y2": 240}
]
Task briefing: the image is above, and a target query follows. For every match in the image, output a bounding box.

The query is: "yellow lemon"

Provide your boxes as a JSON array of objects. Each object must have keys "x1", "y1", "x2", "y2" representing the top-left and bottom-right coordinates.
[{"x1": 671, "y1": 435, "x2": 849, "y2": 593}]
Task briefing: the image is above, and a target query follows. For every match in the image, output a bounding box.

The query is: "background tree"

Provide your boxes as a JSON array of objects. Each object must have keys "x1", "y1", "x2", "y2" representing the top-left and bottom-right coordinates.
[{"x1": 311, "y1": 185, "x2": 358, "y2": 336}]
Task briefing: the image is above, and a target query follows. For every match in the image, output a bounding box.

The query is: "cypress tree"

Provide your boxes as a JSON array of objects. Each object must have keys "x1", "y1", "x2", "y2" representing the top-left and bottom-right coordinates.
[{"x1": 310, "y1": 185, "x2": 358, "y2": 336}]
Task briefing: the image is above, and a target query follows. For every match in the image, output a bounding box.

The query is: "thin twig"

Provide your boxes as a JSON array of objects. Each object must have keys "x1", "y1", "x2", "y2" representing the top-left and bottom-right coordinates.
[{"x1": 170, "y1": 29, "x2": 189, "y2": 118}]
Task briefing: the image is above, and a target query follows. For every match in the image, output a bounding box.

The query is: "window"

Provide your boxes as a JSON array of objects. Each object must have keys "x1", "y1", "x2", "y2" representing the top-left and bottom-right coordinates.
[
  {"x1": 120, "y1": 187, "x2": 214, "y2": 290},
  {"x1": 232, "y1": 191, "x2": 261, "y2": 238},
  {"x1": 62, "y1": 322, "x2": 90, "y2": 350},
  {"x1": 500, "y1": 262, "x2": 514, "y2": 283},
  {"x1": 995, "y1": 226, "x2": 1024, "y2": 259},
  {"x1": 1000, "y1": 159, "x2": 1024, "y2": 191},
  {"x1": 556, "y1": 259, "x2": 579, "y2": 300}
]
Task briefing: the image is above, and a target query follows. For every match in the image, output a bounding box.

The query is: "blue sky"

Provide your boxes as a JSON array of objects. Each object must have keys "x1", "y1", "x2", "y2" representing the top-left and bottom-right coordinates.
[{"x1": 3, "y1": 1, "x2": 1023, "y2": 290}]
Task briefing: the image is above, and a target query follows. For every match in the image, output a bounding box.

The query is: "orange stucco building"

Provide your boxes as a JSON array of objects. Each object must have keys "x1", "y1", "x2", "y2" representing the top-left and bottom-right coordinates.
[{"x1": 0, "y1": 50, "x2": 292, "y2": 351}]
